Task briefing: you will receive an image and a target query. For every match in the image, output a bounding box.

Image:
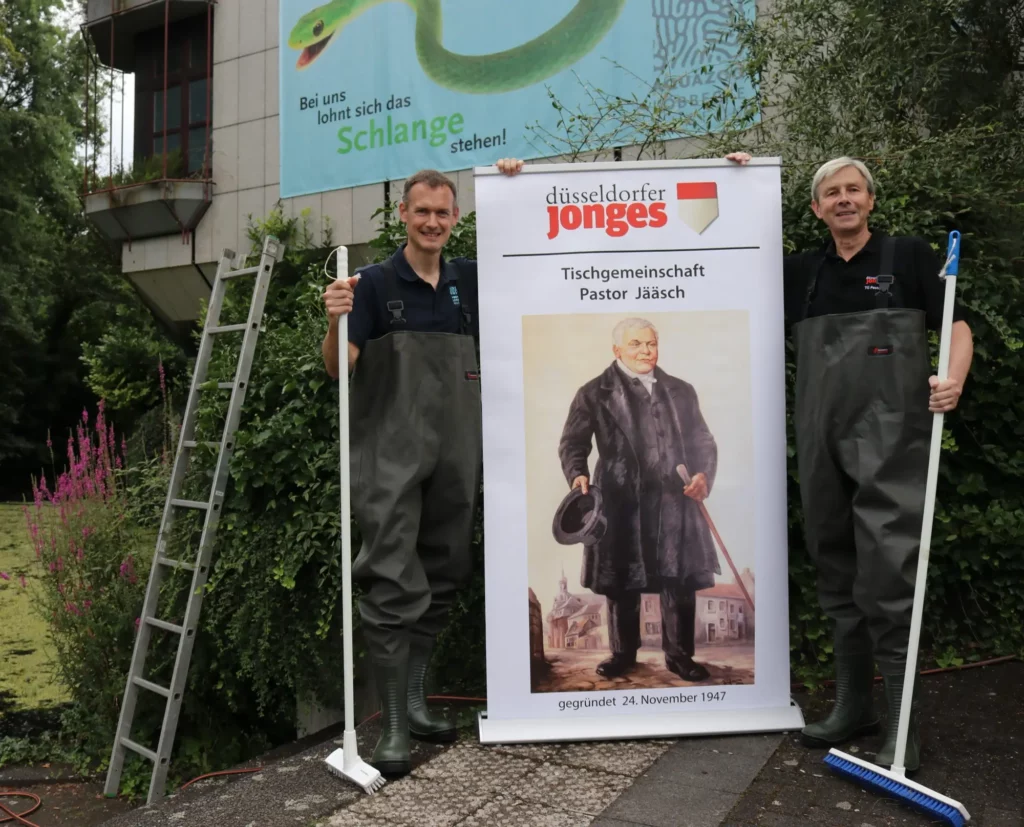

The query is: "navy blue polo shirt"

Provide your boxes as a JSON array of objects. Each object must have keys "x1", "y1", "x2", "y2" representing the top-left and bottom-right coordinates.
[
  {"x1": 783, "y1": 231, "x2": 966, "y2": 330},
  {"x1": 347, "y1": 244, "x2": 479, "y2": 350}
]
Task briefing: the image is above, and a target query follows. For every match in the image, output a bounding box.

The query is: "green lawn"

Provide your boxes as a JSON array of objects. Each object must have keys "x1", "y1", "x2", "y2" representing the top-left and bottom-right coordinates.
[{"x1": 0, "y1": 502, "x2": 67, "y2": 710}]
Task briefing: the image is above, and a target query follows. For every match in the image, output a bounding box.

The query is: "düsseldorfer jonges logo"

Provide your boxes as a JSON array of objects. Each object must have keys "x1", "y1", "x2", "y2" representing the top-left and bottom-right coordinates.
[{"x1": 544, "y1": 180, "x2": 721, "y2": 239}]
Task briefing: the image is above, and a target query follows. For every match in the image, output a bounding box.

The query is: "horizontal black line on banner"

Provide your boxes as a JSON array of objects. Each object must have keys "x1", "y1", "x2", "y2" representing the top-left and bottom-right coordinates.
[{"x1": 502, "y1": 246, "x2": 761, "y2": 258}]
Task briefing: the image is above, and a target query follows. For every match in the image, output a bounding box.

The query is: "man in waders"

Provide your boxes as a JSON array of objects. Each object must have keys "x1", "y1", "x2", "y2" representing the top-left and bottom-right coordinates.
[
  {"x1": 321, "y1": 163, "x2": 521, "y2": 775},
  {"x1": 728, "y1": 152, "x2": 974, "y2": 770}
]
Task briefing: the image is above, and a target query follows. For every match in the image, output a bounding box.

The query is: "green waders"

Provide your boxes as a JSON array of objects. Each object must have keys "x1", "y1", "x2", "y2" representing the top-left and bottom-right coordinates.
[
  {"x1": 348, "y1": 261, "x2": 481, "y2": 774},
  {"x1": 793, "y1": 238, "x2": 928, "y2": 770}
]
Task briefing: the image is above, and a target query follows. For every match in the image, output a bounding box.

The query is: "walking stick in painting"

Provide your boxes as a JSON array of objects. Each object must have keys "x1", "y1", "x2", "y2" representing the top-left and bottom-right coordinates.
[{"x1": 676, "y1": 463, "x2": 755, "y2": 612}]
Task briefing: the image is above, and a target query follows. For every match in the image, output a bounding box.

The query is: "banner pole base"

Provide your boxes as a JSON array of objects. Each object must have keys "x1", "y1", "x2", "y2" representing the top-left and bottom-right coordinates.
[{"x1": 477, "y1": 700, "x2": 805, "y2": 745}]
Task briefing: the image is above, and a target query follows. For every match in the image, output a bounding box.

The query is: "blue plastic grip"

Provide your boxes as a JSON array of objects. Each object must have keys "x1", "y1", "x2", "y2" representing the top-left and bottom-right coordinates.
[{"x1": 945, "y1": 231, "x2": 960, "y2": 276}]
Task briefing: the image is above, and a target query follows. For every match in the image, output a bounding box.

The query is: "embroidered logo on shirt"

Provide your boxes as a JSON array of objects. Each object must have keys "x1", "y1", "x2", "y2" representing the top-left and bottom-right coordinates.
[
  {"x1": 865, "y1": 276, "x2": 878, "y2": 290},
  {"x1": 448, "y1": 285, "x2": 461, "y2": 306},
  {"x1": 867, "y1": 345, "x2": 894, "y2": 356}
]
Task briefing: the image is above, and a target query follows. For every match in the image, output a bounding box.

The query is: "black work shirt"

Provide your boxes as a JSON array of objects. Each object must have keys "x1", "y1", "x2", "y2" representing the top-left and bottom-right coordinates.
[
  {"x1": 783, "y1": 231, "x2": 965, "y2": 330},
  {"x1": 347, "y1": 244, "x2": 479, "y2": 350}
]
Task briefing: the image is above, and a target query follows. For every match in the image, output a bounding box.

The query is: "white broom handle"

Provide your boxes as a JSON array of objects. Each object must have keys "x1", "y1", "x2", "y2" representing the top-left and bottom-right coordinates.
[
  {"x1": 335, "y1": 246, "x2": 355, "y2": 738},
  {"x1": 893, "y1": 231, "x2": 959, "y2": 774}
]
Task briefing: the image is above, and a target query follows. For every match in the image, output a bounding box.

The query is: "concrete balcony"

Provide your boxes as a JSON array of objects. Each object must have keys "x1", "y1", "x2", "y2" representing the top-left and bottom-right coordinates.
[
  {"x1": 83, "y1": 178, "x2": 212, "y2": 245},
  {"x1": 85, "y1": 0, "x2": 213, "y2": 72}
]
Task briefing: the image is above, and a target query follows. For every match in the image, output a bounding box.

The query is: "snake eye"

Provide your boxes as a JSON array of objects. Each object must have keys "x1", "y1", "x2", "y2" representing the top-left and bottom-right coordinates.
[{"x1": 313, "y1": 19, "x2": 324, "y2": 37}]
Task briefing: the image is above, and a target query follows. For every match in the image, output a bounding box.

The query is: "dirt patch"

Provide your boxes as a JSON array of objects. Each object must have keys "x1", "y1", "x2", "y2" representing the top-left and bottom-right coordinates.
[{"x1": 0, "y1": 783, "x2": 135, "y2": 827}]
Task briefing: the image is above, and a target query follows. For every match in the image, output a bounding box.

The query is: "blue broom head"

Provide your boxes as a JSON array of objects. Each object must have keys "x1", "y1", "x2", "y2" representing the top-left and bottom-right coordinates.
[{"x1": 823, "y1": 751, "x2": 966, "y2": 827}]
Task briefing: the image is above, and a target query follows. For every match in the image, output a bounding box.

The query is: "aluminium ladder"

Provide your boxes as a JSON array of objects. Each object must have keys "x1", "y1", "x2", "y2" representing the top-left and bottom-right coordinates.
[{"x1": 104, "y1": 235, "x2": 285, "y2": 804}]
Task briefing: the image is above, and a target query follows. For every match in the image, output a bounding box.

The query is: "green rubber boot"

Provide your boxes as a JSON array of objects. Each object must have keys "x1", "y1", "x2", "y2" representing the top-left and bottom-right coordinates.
[
  {"x1": 874, "y1": 670, "x2": 920, "y2": 772},
  {"x1": 800, "y1": 650, "x2": 880, "y2": 747},
  {"x1": 370, "y1": 661, "x2": 411, "y2": 776},
  {"x1": 408, "y1": 638, "x2": 456, "y2": 743}
]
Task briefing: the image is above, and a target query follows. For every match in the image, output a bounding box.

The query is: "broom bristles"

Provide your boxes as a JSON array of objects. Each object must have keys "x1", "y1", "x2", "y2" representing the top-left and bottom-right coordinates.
[{"x1": 824, "y1": 748, "x2": 970, "y2": 826}]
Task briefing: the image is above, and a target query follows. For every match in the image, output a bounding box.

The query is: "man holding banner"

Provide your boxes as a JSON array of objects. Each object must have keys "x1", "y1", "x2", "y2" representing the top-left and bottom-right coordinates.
[
  {"x1": 728, "y1": 151, "x2": 974, "y2": 771},
  {"x1": 321, "y1": 161, "x2": 521, "y2": 776}
]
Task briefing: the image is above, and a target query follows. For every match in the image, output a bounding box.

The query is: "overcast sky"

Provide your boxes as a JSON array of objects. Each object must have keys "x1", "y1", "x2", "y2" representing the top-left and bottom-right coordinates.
[{"x1": 60, "y1": 2, "x2": 136, "y2": 175}]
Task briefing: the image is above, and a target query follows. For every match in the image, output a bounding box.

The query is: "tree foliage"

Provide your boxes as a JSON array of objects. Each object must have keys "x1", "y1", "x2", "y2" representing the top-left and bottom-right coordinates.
[
  {"x1": 533, "y1": 0, "x2": 1024, "y2": 677},
  {"x1": 0, "y1": 0, "x2": 175, "y2": 497}
]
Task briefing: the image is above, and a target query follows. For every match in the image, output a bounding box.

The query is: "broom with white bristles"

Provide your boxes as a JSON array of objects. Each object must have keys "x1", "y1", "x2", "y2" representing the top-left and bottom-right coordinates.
[
  {"x1": 823, "y1": 231, "x2": 970, "y2": 825},
  {"x1": 323, "y1": 245, "x2": 385, "y2": 795}
]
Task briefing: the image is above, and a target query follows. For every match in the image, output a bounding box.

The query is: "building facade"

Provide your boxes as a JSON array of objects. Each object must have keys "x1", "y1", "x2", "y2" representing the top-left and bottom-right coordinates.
[{"x1": 81, "y1": 0, "x2": 721, "y2": 344}]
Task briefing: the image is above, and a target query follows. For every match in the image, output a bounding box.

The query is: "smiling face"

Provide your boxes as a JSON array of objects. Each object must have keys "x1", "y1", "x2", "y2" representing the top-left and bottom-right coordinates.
[
  {"x1": 614, "y1": 326, "x2": 659, "y2": 374},
  {"x1": 811, "y1": 165, "x2": 875, "y2": 237},
  {"x1": 399, "y1": 182, "x2": 459, "y2": 256}
]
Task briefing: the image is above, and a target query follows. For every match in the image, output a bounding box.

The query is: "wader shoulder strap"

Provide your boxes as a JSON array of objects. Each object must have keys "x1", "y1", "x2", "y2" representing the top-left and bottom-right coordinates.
[
  {"x1": 378, "y1": 258, "x2": 407, "y2": 326},
  {"x1": 444, "y1": 261, "x2": 473, "y2": 337},
  {"x1": 876, "y1": 236, "x2": 897, "y2": 309}
]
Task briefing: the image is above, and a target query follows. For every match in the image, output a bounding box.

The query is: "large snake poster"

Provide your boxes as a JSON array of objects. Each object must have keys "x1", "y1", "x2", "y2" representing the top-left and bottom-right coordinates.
[{"x1": 278, "y1": 0, "x2": 754, "y2": 196}]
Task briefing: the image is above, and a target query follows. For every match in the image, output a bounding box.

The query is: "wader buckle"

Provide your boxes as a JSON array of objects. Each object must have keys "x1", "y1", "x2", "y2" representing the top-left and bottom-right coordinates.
[
  {"x1": 387, "y1": 300, "x2": 406, "y2": 324},
  {"x1": 876, "y1": 274, "x2": 894, "y2": 308}
]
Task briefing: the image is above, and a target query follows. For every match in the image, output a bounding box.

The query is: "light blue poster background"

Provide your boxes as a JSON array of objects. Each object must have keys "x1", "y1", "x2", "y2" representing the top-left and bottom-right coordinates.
[{"x1": 279, "y1": 0, "x2": 752, "y2": 198}]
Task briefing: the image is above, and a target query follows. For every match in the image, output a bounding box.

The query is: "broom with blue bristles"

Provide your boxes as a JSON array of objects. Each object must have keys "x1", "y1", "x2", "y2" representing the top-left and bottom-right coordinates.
[{"x1": 823, "y1": 230, "x2": 971, "y2": 826}]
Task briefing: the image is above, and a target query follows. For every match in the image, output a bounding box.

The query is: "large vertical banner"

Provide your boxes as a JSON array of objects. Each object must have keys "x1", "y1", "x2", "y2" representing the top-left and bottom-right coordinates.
[
  {"x1": 278, "y1": 1, "x2": 756, "y2": 196},
  {"x1": 474, "y1": 159, "x2": 804, "y2": 743}
]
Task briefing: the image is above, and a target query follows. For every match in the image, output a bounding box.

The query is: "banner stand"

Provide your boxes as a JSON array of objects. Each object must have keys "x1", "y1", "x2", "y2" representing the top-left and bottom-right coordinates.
[{"x1": 478, "y1": 702, "x2": 805, "y2": 745}]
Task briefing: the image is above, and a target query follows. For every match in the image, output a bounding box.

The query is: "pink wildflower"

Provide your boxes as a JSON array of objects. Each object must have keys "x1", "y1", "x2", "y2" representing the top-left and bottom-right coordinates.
[
  {"x1": 82, "y1": 408, "x2": 89, "y2": 425},
  {"x1": 0, "y1": 572, "x2": 9, "y2": 581},
  {"x1": 19, "y1": 576, "x2": 27, "y2": 589}
]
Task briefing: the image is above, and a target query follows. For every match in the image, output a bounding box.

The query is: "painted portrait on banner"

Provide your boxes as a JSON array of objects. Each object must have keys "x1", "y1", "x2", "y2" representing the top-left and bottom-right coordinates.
[{"x1": 522, "y1": 310, "x2": 756, "y2": 695}]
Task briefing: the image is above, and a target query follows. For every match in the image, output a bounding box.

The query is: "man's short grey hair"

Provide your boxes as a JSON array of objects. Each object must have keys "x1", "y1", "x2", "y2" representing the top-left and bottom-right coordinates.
[
  {"x1": 613, "y1": 317, "x2": 659, "y2": 345},
  {"x1": 811, "y1": 156, "x2": 875, "y2": 203}
]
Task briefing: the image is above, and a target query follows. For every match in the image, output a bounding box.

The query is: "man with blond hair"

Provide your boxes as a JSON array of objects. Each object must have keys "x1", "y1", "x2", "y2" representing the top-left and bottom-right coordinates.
[{"x1": 729, "y1": 152, "x2": 974, "y2": 772}]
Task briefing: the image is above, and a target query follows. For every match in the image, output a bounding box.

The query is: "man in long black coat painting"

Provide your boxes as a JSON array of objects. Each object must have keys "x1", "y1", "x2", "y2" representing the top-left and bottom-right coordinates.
[{"x1": 558, "y1": 317, "x2": 721, "y2": 682}]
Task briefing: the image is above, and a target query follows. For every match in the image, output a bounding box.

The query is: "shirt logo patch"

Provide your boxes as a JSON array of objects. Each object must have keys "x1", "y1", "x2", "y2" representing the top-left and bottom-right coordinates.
[
  {"x1": 868, "y1": 345, "x2": 894, "y2": 356},
  {"x1": 448, "y1": 285, "x2": 461, "y2": 306},
  {"x1": 865, "y1": 276, "x2": 878, "y2": 290}
]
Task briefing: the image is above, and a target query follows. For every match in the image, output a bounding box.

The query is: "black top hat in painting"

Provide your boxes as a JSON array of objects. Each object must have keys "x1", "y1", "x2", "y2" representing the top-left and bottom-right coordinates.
[{"x1": 552, "y1": 485, "x2": 607, "y2": 546}]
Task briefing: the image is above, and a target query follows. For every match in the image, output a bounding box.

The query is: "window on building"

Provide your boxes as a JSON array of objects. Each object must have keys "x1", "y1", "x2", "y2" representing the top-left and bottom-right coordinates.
[
  {"x1": 730, "y1": 603, "x2": 737, "y2": 614},
  {"x1": 719, "y1": 601, "x2": 725, "y2": 612},
  {"x1": 719, "y1": 617, "x2": 726, "y2": 629},
  {"x1": 730, "y1": 619, "x2": 736, "y2": 631},
  {"x1": 707, "y1": 600, "x2": 715, "y2": 611},
  {"x1": 134, "y1": 14, "x2": 213, "y2": 177},
  {"x1": 739, "y1": 605, "x2": 744, "y2": 614}
]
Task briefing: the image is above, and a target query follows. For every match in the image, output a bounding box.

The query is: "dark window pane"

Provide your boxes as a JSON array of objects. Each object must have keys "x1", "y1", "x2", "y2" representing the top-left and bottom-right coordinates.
[
  {"x1": 154, "y1": 131, "x2": 181, "y2": 157},
  {"x1": 153, "y1": 85, "x2": 181, "y2": 131},
  {"x1": 190, "y1": 35, "x2": 209, "y2": 71},
  {"x1": 189, "y1": 79, "x2": 208, "y2": 124},
  {"x1": 188, "y1": 127, "x2": 209, "y2": 173}
]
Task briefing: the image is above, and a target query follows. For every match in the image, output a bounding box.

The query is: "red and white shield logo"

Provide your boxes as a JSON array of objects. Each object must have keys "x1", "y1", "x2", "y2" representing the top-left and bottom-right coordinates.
[{"x1": 677, "y1": 182, "x2": 719, "y2": 234}]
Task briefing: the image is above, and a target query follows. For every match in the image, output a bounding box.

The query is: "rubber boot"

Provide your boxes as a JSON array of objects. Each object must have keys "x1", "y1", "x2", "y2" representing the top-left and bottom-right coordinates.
[
  {"x1": 874, "y1": 670, "x2": 920, "y2": 772},
  {"x1": 800, "y1": 650, "x2": 880, "y2": 747},
  {"x1": 408, "y1": 638, "x2": 456, "y2": 743},
  {"x1": 370, "y1": 661, "x2": 411, "y2": 776}
]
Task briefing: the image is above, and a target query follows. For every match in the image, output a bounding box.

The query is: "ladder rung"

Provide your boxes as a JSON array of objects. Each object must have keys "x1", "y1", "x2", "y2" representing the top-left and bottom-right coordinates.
[
  {"x1": 157, "y1": 556, "x2": 196, "y2": 572},
  {"x1": 220, "y1": 265, "x2": 260, "y2": 280},
  {"x1": 208, "y1": 324, "x2": 248, "y2": 334},
  {"x1": 132, "y1": 676, "x2": 171, "y2": 699},
  {"x1": 182, "y1": 440, "x2": 219, "y2": 450},
  {"x1": 218, "y1": 383, "x2": 234, "y2": 390},
  {"x1": 121, "y1": 737, "x2": 159, "y2": 763},
  {"x1": 146, "y1": 617, "x2": 185, "y2": 635},
  {"x1": 170, "y1": 498, "x2": 209, "y2": 511}
]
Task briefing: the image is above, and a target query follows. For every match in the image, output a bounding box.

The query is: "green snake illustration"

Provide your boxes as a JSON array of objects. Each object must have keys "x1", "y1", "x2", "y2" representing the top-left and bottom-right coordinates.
[{"x1": 287, "y1": 0, "x2": 627, "y2": 93}]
